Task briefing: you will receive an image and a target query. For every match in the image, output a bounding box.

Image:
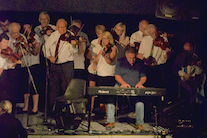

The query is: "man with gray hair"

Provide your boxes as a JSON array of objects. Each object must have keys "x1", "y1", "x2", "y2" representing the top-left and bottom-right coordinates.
[
  {"x1": 34, "y1": 11, "x2": 56, "y2": 45},
  {"x1": 137, "y1": 24, "x2": 170, "y2": 66},
  {"x1": 45, "y1": 18, "x2": 76, "y2": 114},
  {"x1": 137, "y1": 24, "x2": 171, "y2": 90}
]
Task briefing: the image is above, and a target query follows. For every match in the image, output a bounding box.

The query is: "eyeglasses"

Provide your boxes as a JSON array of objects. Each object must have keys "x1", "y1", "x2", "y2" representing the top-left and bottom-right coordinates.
[
  {"x1": 58, "y1": 26, "x2": 66, "y2": 29},
  {"x1": 40, "y1": 18, "x2": 48, "y2": 21},
  {"x1": 12, "y1": 32, "x2": 20, "y2": 35},
  {"x1": 102, "y1": 37, "x2": 109, "y2": 41}
]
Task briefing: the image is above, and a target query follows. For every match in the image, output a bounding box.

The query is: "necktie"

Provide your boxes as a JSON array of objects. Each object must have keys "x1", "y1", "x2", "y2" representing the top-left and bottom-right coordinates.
[
  {"x1": 150, "y1": 44, "x2": 154, "y2": 56},
  {"x1": 54, "y1": 37, "x2": 61, "y2": 61}
]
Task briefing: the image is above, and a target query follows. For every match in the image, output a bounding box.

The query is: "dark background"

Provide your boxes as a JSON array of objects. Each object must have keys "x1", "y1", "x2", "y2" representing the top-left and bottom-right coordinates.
[
  {"x1": 0, "y1": 0, "x2": 206, "y2": 57},
  {"x1": 0, "y1": 0, "x2": 207, "y2": 84}
]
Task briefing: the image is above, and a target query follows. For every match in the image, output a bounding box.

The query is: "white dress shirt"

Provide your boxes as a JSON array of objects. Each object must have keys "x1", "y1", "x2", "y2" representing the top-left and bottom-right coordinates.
[
  {"x1": 138, "y1": 35, "x2": 167, "y2": 65},
  {"x1": 130, "y1": 30, "x2": 143, "y2": 44},
  {"x1": 45, "y1": 30, "x2": 75, "y2": 64}
]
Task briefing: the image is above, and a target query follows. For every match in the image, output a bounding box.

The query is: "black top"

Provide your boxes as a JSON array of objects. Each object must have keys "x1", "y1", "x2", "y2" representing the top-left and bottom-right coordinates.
[{"x1": 0, "y1": 113, "x2": 27, "y2": 138}]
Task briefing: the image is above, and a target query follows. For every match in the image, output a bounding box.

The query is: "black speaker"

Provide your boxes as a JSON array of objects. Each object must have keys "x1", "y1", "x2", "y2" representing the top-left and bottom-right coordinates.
[{"x1": 155, "y1": 0, "x2": 201, "y2": 21}]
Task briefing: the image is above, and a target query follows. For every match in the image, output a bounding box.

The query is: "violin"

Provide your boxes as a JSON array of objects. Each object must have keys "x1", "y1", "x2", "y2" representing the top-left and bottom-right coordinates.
[
  {"x1": 58, "y1": 31, "x2": 78, "y2": 49},
  {"x1": 60, "y1": 31, "x2": 74, "y2": 42},
  {"x1": 68, "y1": 25, "x2": 87, "y2": 42},
  {"x1": 1, "y1": 47, "x2": 21, "y2": 62},
  {"x1": 40, "y1": 26, "x2": 55, "y2": 36},
  {"x1": 14, "y1": 35, "x2": 30, "y2": 52},
  {"x1": 25, "y1": 32, "x2": 40, "y2": 56},
  {"x1": 26, "y1": 32, "x2": 37, "y2": 49},
  {"x1": 59, "y1": 26, "x2": 86, "y2": 48},
  {"x1": 68, "y1": 25, "x2": 80, "y2": 36},
  {"x1": 26, "y1": 32, "x2": 36, "y2": 44},
  {"x1": 153, "y1": 37, "x2": 170, "y2": 50},
  {"x1": 103, "y1": 43, "x2": 113, "y2": 54}
]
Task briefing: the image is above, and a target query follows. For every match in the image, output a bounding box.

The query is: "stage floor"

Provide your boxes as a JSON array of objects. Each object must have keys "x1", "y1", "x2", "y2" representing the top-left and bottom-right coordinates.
[{"x1": 15, "y1": 108, "x2": 172, "y2": 138}]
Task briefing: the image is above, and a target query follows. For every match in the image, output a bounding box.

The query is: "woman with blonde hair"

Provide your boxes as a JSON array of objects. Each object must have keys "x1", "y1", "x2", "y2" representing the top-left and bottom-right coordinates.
[
  {"x1": 112, "y1": 22, "x2": 129, "y2": 59},
  {"x1": 92, "y1": 31, "x2": 117, "y2": 80},
  {"x1": 112, "y1": 22, "x2": 129, "y2": 46},
  {"x1": 0, "y1": 100, "x2": 27, "y2": 138},
  {"x1": 87, "y1": 25, "x2": 106, "y2": 111},
  {"x1": 0, "y1": 100, "x2": 12, "y2": 114},
  {"x1": 87, "y1": 25, "x2": 106, "y2": 87},
  {"x1": 92, "y1": 31, "x2": 117, "y2": 118}
]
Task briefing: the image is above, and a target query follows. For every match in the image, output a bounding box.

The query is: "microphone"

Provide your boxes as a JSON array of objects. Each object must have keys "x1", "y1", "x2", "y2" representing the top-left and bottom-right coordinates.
[
  {"x1": 14, "y1": 40, "x2": 22, "y2": 44},
  {"x1": 14, "y1": 40, "x2": 29, "y2": 52}
]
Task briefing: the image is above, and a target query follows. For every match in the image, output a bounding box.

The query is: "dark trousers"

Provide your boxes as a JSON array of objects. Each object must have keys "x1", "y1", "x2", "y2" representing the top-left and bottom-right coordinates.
[
  {"x1": 74, "y1": 69, "x2": 87, "y2": 81},
  {"x1": 49, "y1": 61, "x2": 74, "y2": 111}
]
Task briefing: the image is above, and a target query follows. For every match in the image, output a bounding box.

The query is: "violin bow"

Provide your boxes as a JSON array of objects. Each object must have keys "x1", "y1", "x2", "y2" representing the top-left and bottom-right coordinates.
[
  {"x1": 76, "y1": 24, "x2": 84, "y2": 37},
  {"x1": 54, "y1": 41, "x2": 67, "y2": 62},
  {"x1": 23, "y1": 27, "x2": 28, "y2": 35},
  {"x1": 23, "y1": 25, "x2": 32, "y2": 36},
  {"x1": 115, "y1": 40, "x2": 125, "y2": 48}
]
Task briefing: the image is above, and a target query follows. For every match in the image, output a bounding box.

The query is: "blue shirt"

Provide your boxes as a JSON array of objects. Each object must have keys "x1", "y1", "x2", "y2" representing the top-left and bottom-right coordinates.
[{"x1": 115, "y1": 57, "x2": 146, "y2": 87}]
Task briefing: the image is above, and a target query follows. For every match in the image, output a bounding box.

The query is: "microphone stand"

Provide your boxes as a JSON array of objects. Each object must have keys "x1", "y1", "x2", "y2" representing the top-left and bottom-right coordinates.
[
  {"x1": 19, "y1": 45, "x2": 38, "y2": 133},
  {"x1": 41, "y1": 43, "x2": 56, "y2": 131},
  {"x1": 42, "y1": 43, "x2": 50, "y2": 124},
  {"x1": 42, "y1": 45, "x2": 48, "y2": 123},
  {"x1": 153, "y1": 106, "x2": 159, "y2": 138}
]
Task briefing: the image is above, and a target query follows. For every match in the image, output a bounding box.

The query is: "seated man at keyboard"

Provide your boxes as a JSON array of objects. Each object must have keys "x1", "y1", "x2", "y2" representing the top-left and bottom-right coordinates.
[{"x1": 106, "y1": 45, "x2": 147, "y2": 130}]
